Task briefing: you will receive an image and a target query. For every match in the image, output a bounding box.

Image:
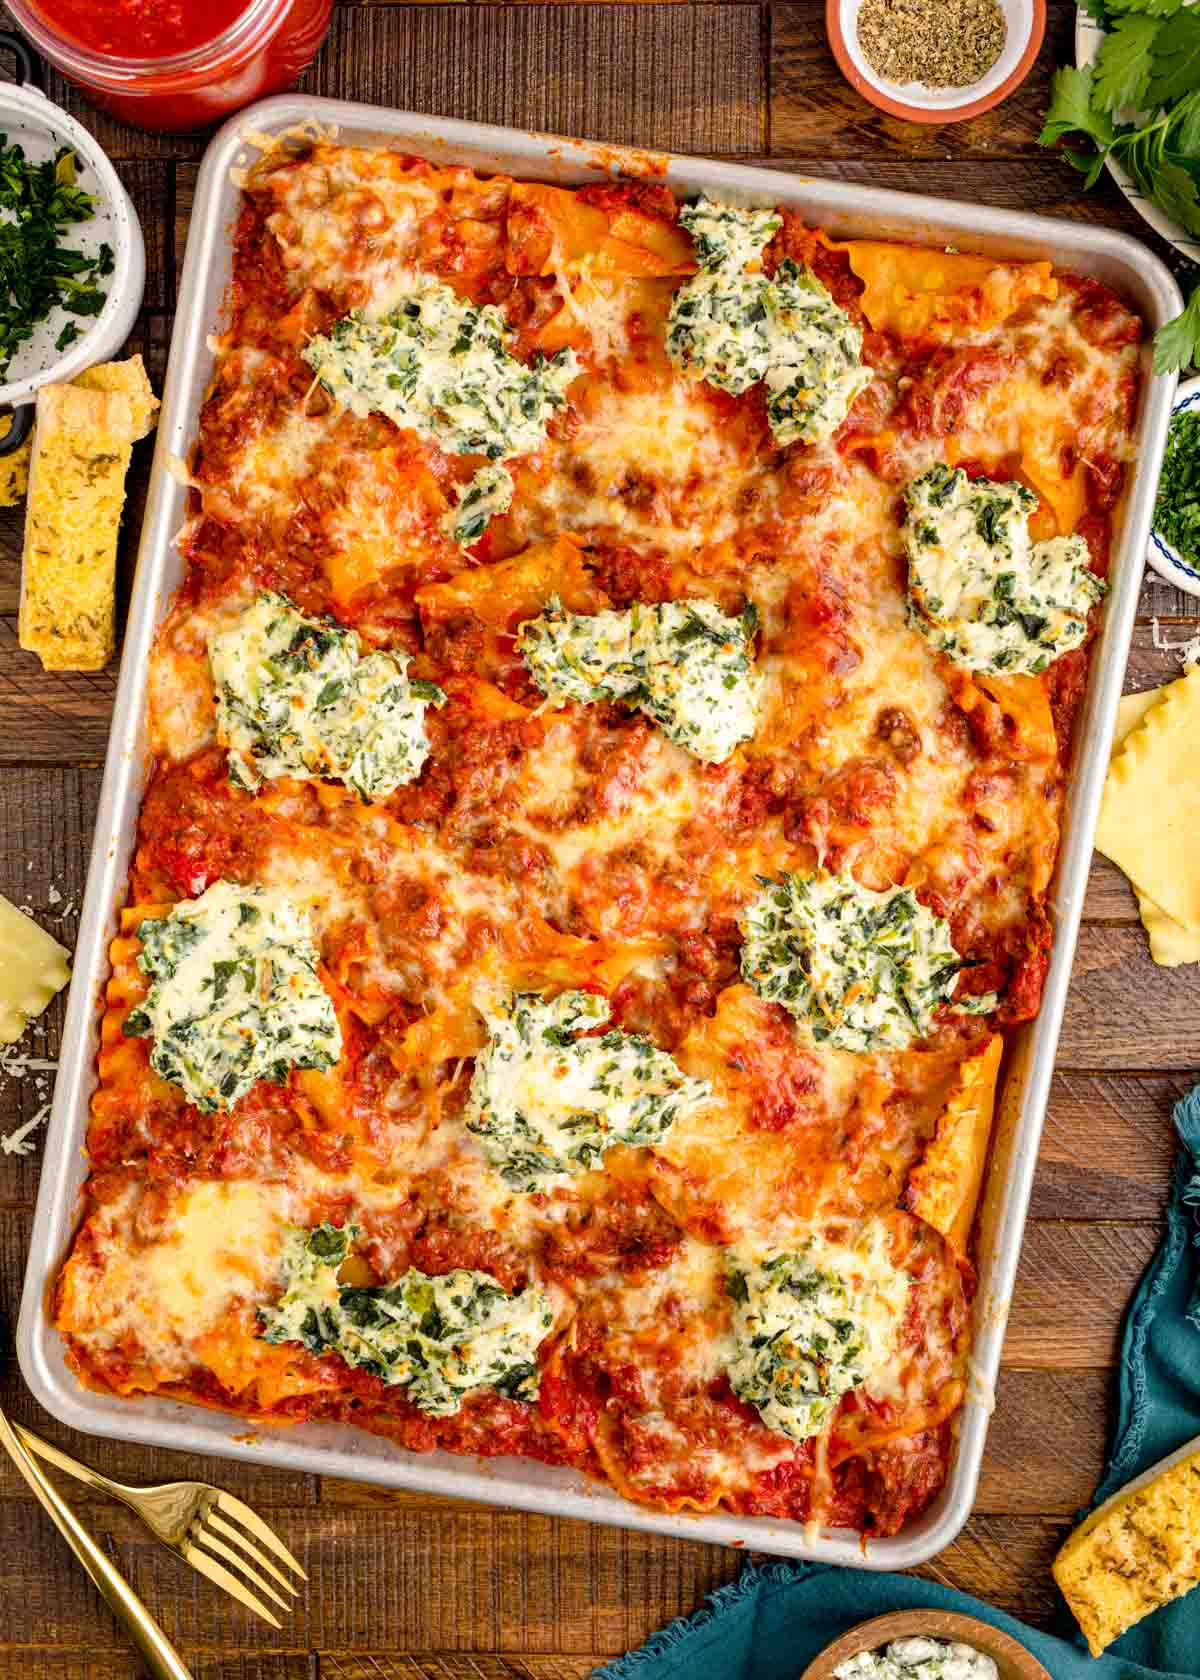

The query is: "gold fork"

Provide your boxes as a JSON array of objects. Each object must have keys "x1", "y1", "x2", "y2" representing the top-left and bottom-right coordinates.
[{"x1": 14, "y1": 1420, "x2": 307, "y2": 1627}]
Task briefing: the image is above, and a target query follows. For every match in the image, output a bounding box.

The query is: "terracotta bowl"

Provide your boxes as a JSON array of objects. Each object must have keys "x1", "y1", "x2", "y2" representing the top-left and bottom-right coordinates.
[
  {"x1": 798, "y1": 1610, "x2": 1053, "y2": 1680},
  {"x1": 825, "y1": 0, "x2": 1047, "y2": 124}
]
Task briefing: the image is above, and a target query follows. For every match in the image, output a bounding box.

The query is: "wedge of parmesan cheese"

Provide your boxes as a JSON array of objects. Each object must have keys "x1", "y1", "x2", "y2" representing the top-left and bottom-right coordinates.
[
  {"x1": 1053, "y1": 1441, "x2": 1200, "y2": 1655},
  {"x1": 18, "y1": 355, "x2": 159, "y2": 672},
  {"x1": 0, "y1": 893, "x2": 70, "y2": 1045}
]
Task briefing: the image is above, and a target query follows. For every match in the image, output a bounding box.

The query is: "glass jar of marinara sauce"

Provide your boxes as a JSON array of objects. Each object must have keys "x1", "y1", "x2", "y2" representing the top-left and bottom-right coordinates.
[{"x1": 5, "y1": 0, "x2": 332, "y2": 132}]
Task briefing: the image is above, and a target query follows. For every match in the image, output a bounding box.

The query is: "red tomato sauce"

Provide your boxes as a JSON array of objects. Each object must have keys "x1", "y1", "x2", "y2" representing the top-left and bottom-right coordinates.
[
  {"x1": 19, "y1": 0, "x2": 332, "y2": 131},
  {"x1": 32, "y1": 0, "x2": 249, "y2": 57}
]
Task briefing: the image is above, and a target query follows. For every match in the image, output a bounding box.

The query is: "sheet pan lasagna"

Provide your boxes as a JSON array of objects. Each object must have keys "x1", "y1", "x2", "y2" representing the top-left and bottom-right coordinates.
[{"x1": 56, "y1": 137, "x2": 1143, "y2": 1537}]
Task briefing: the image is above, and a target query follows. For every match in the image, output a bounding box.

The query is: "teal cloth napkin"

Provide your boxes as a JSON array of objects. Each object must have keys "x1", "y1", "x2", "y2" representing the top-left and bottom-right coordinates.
[{"x1": 595, "y1": 1085, "x2": 1200, "y2": 1680}]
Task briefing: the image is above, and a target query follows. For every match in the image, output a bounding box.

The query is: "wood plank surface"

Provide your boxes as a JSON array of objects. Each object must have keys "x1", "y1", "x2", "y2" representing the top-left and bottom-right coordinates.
[
  {"x1": 770, "y1": 0, "x2": 1076, "y2": 157},
  {"x1": 14, "y1": 5, "x2": 765, "y2": 161},
  {"x1": 0, "y1": 0, "x2": 1197, "y2": 1672}
]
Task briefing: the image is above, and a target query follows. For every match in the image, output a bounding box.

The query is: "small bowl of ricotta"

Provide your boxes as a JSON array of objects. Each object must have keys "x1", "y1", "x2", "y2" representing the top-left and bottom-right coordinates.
[{"x1": 799, "y1": 1612, "x2": 1052, "y2": 1680}]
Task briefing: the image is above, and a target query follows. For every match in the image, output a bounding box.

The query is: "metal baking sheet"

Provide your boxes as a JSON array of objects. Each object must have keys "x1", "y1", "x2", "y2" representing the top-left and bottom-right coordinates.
[{"x1": 17, "y1": 94, "x2": 1182, "y2": 1567}]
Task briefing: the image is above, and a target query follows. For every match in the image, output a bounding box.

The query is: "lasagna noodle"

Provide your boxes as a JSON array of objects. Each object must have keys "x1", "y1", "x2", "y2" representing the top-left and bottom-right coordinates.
[
  {"x1": 905, "y1": 1033, "x2": 1004, "y2": 1253},
  {"x1": 835, "y1": 240, "x2": 1058, "y2": 340}
]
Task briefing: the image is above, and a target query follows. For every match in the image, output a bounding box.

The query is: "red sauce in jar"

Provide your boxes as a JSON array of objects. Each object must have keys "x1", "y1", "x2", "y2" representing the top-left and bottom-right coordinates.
[
  {"x1": 31, "y1": 0, "x2": 252, "y2": 57},
  {"x1": 11, "y1": 0, "x2": 333, "y2": 131}
]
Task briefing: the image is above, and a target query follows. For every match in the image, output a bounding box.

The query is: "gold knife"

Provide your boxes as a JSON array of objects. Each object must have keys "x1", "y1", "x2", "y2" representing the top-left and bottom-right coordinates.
[{"x1": 0, "y1": 1406, "x2": 194, "y2": 1680}]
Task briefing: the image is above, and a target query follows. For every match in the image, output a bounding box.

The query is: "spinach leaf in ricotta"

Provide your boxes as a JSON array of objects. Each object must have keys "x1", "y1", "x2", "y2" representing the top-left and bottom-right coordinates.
[
  {"x1": 725, "y1": 1223, "x2": 910, "y2": 1442},
  {"x1": 448, "y1": 463, "x2": 514, "y2": 548},
  {"x1": 259, "y1": 1222, "x2": 553, "y2": 1415},
  {"x1": 463, "y1": 990, "x2": 713, "y2": 1192},
  {"x1": 518, "y1": 595, "x2": 761, "y2": 763},
  {"x1": 210, "y1": 592, "x2": 445, "y2": 802},
  {"x1": 761, "y1": 262, "x2": 874, "y2": 449},
  {"x1": 904, "y1": 464, "x2": 1107, "y2": 675},
  {"x1": 740, "y1": 870, "x2": 997, "y2": 1054},
  {"x1": 302, "y1": 277, "x2": 577, "y2": 543},
  {"x1": 666, "y1": 199, "x2": 780, "y2": 396},
  {"x1": 667, "y1": 199, "x2": 870, "y2": 447},
  {"x1": 124, "y1": 880, "x2": 342, "y2": 1113},
  {"x1": 516, "y1": 596, "x2": 638, "y2": 707}
]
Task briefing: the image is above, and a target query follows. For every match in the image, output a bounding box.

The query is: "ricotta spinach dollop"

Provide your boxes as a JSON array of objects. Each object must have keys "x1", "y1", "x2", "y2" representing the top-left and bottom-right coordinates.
[
  {"x1": 834, "y1": 1637, "x2": 999, "y2": 1680},
  {"x1": 123, "y1": 880, "x2": 342, "y2": 1113},
  {"x1": 463, "y1": 990, "x2": 713, "y2": 1192},
  {"x1": 904, "y1": 464, "x2": 1107, "y2": 675},
  {"x1": 518, "y1": 595, "x2": 761, "y2": 763},
  {"x1": 666, "y1": 199, "x2": 782, "y2": 396},
  {"x1": 667, "y1": 198, "x2": 871, "y2": 447},
  {"x1": 726, "y1": 1223, "x2": 911, "y2": 1442},
  {"x1": 740, "y1": 870, "x2": 996, "y2": 1054},
  {"x1": 210, "y1": 592, "x2": 445, "y2": 802},
  {"x1": 302, "y1": 276, "x2": 578, "y2": 539},
  {"x1": 258, "y1": 1222, "x2": 552, "y2": 1415}
]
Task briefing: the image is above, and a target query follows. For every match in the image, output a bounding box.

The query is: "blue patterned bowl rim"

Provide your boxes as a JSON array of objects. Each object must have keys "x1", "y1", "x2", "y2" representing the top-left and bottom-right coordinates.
[{"x1": 1149, "y1": 376, "x2": 1200, "y2": 597}]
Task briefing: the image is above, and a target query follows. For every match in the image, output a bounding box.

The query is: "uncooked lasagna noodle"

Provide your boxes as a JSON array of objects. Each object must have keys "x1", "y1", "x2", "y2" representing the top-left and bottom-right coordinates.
[{"x1": 55, "y1": 141, "x2": 1143, "y2": 1539}]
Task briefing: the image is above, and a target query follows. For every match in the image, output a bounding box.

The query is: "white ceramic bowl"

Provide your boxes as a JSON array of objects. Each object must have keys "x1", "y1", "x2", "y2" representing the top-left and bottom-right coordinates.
[
  {"x1": 827, "y1": 0, "x2": 1045, "y2": 124},
  {"x1": 0, "y1": 48, "x2": 144, "y2": 444},
  {"x1": 1148, "y1": 376, "x2": 1200, "y2": 599}
]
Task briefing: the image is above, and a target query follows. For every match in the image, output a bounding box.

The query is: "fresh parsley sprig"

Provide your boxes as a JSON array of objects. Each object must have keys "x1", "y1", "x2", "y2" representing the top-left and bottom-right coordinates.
[
  {"x1": 1039, "y1": 3, "x2": 1200, "y2": 372},
  {"x1": 0, "y1": 138, "x2": 113, "y2": 380}
]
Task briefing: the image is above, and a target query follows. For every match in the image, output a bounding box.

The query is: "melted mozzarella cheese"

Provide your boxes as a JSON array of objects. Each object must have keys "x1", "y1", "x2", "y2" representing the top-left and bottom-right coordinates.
[
  {"x1": 60, "y1": 1181, "x2": 291, "y2": 1375},
  {"x1": 261, "y1": 154, "x2": 440, "y2": 304},
  {"x1": 512, "y1": 378, "x2": 771, "y2": 556}
]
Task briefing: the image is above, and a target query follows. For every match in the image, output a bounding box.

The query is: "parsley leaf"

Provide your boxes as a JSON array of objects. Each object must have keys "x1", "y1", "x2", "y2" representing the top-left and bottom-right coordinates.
[
  {"x1": 1144, "y1": 157, "x2": 1200, "y2": 234},
  {"x1": 1040, "y1": 67, "x2": 1117, "y2": 151},
  {"x1": 1147, "y1": 8, "x2": 1200, "y2": 108},
  {"x1": 1094, "y1": 13, "x2": 1160, "y2": 113},
  {"x1": 1107, "y1": 0, "x2": 1183, "y2": 17},
  {"x1": 1165, "y1": 87, "x2": 1200, "y2": 156},
  {"x1": 1153, "y1": 284, "x2": 1200, "y2": 373}
]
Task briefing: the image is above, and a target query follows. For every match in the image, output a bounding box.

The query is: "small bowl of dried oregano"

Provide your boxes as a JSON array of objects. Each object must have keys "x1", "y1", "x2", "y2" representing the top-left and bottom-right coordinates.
[{"x1": 825, "y1": 0, "x2": 1045, "y2": 124}]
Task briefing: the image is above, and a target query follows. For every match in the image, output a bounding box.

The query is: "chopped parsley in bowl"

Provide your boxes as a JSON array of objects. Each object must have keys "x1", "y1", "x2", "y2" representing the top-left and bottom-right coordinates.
[{"x1": 1150, "y1": 395, "x2": 1200, "y2": 597}]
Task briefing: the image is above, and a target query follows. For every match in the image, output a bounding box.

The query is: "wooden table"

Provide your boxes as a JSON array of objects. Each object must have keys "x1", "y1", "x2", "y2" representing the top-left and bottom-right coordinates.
[{"x1": 0, "y1": 4, "x2": 1198, "y2": 1674}]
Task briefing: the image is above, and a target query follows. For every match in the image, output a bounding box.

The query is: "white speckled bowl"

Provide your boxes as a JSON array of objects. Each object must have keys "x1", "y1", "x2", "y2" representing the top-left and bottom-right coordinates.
[
  {"x1": 1148, "y1": 376, "x2": 1200, "y2": 600},
  {"x1": 0, "y1": 34, "x2": 144, "y2": 449}
]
